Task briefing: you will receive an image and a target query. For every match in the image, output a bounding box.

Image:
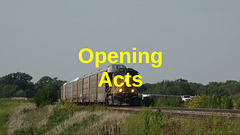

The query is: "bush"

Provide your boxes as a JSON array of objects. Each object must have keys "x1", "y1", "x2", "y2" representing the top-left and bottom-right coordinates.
[
  {"x1": 153, "y1": 97, "x2": 184, "y2": 107},
  {"x1": 186, "y1": 95, "x2": 233, "y2": 109},
  {"x1": 34, "y1": 84, "x2": 58, "y2": 107},
  {"x1": 235, "y1": 98, "x2": 240, "y2": 109}
]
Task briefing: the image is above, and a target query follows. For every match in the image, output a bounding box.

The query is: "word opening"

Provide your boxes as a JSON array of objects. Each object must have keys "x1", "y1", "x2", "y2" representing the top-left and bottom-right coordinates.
[{"x1": 79, "y1": 48, "x2": 162, "y2": 68}]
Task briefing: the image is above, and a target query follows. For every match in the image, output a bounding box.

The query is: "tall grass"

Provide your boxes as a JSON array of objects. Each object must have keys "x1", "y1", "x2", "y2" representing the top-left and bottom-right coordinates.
[
  {"x1": 143, "y1": 95, "x2": 234, "y2": 109},
  {"x1": 60, "y1": 101, "x2": 107, "y2": 112},
  {"x1": 13, "y1": 102, "x2": 108, "y2": 135},
  {"x1": 186, "y1": 95, "x2": 233, "y2": 109},
  {"x1": 121, "y1": 108, "x2": 165, "y2": 135},
  {"x1": 153, "y1": 97, "x2": 184, "y2": 107},
  {"x1": 231, "y1": 93, "x2": 240, "y2": 109},
  {"x1": 61, "y1": 114, "x2": 100, "y2": 135},
  {"x1": 5, "y1": 99, "x2": 240, "y2": 135},
  {"x1": 14, "y1": 107, "x2": 74, "y2": 135},
  {"x1": 121, "y1": 108, "x2": 240, "y2": 135},
  {"x1": 0, "y1": 98, "x2": 24, "y2": 134}
]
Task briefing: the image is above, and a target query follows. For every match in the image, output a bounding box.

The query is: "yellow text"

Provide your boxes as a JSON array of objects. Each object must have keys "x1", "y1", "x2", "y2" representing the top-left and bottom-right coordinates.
[
  {"x1": 98, "y1": 72, "x2": 142, "y2": 87},
  {"x1": 79, "y1": 48, "x2": 162, "y2": 68}
]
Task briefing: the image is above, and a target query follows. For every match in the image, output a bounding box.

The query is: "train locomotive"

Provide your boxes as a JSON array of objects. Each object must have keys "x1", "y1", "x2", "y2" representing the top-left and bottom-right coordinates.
[{"x1": 61, "y1": 64, "x2": 140, "y2": 105}]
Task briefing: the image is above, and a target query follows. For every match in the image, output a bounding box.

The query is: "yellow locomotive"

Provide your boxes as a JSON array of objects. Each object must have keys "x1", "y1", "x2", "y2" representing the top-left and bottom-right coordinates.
[{"x1": 61, "y1": 64, "x2": 140, "y2": 105}]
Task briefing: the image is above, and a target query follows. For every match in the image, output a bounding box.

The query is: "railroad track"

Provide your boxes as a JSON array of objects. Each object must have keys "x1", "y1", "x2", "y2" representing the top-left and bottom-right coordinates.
[{"x1": 108, "y1": 106, "x2": 240, "y2": 118}]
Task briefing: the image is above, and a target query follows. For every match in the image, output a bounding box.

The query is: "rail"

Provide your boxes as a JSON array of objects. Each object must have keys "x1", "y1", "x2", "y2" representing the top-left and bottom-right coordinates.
[{"x1": 108, "y1": 106, "x2": 240, "y2": 118}]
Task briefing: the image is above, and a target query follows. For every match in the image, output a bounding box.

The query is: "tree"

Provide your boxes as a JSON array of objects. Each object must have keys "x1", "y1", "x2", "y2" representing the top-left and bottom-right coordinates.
[
  {"x1": 35, "y1": 76, "x2": 54, "y2": 91},
  {"x1": 0, "y1": 84, "x2": 17, "y2": 98},
  {"x1": 0, "y1": 72, "x2": 33, "y2": 90},
  {"x1": 35, "y1": 76, "x2": 66, "y2": 99},
  {"x1": 34, "y1": 76, "x2": 66, "y2": 106},
  {"x1": 34, "y1": 83, "x2": 58, "y2": 107},
  {"x1": 15, "y1": 89, "x2": 26, "y2": 97},
  {"x1": 142, "y1": 79, "x2": 195, "y2": 95},
  {"x1": 0, "y1": 72, "x2": 35, "y2": 98}
]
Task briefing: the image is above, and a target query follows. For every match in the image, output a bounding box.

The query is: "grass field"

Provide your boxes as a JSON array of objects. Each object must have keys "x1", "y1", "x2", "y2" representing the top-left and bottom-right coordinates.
[
  {"x1": 0, "y1": 98, "x2": 25, "y2": 134},
  {"x1": 1, "y1": 99, "x2": 240, "y2": 135},
  {"x1": 121, "y1": 108, "x2": 240, "y2": 135}
]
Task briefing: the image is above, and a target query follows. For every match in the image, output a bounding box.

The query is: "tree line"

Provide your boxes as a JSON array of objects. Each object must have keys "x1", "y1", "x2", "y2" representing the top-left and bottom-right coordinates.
[
  {"x1": 140, "y1": 78, "x2": 240, "y2": 96},
  {"x1": 1, "y1": 72, "x2": 240, "y2": 101},
  {"x1": 0, "y1": 72, "x2": 65, "y2": 99}
]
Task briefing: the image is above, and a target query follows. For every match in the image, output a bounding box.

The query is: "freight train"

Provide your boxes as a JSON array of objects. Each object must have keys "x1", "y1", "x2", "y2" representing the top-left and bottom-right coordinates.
[{"x1": 61, "y1": 64, "x2": 140, "y2": 105}]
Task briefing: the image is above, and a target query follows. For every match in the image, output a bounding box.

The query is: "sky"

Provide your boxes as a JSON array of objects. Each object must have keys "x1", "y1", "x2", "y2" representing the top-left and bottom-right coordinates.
[{"x1": 0, "y1": 0, "x2": 240, "y2": 84}]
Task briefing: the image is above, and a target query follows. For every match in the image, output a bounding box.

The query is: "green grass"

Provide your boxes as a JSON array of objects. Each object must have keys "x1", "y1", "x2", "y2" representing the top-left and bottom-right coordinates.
[
  {"x1": 231, "y1": 93, "x2": 240, "y2": 109},
  {"x1": 85, "y1": 103, "x2": 107, "y2": 112},
  {"x1": 0, "y1": 98, "x2": 24, "y2": 134},
  {"x1": 186, "y1": 95, "x2": 234, "y2": 109},
  {"x1": 0, "y1": 111, "x2": 10, "y2": 135},
  {"x1": 41, "y1": 108, "x2": 73, "y2": 132},
  {"x1": 14, "y1": 107, "x2": 74, "y2": 135},
  {"x1": 121, "y1": 108, "x2": 165, "y2": 135},
  {"x1": 4, "y1": 99, "x2": 240, "y2": 135},
  {"x1": 121, "y1": 108, "x2": 240, "y2": 135},
  {"x1": 62, "y1": 114, "x2": 100, "y2": 135},
  {"x1": 13, "y1": 102, "x2": 106, "y2": 135},
  {"x1": 153, "y1": 97, "x2": 185, "y2": 108}
]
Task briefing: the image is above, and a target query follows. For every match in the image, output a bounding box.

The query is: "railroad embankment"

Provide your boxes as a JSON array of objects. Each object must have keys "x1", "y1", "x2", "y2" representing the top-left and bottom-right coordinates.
[{"x1": 1, "y1": 98, "x2": 240, "y2": 135}]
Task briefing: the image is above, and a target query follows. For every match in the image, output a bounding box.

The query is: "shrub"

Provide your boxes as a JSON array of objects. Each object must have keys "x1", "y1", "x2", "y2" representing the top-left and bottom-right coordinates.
[
  {"x1": 235, "y1": 98, "x2": 240, "y2": 109},
  {"x1": 153, "y1": 97, "x2": 184, "y2": 107},
  {"x1": 34, "y1": 84, "x2": 58, "y2": 107},
  {"x1": 186, "y1": 95, "x2": 233, "y2": 109}
]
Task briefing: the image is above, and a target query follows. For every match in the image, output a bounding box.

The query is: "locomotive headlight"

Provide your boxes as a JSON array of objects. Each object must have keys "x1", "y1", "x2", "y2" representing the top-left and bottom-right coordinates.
[
  {"x1": 131, "y1": 89, "x2": 135, "y2": 93},
  {"x1": 119, "y1": 89, "x2": 123, "y2": 92}
]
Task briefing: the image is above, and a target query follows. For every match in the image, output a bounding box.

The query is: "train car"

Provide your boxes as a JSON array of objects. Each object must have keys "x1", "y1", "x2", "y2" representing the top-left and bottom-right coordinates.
[{"x1": 61, "y1": 64, "x2": 140, "y2": 105}]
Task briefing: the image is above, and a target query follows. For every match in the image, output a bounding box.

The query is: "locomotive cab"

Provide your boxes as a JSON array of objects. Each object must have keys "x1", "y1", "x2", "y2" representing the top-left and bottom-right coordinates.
[{"x1": 107, "y1": 65, "x2": 140, "y2": 105}]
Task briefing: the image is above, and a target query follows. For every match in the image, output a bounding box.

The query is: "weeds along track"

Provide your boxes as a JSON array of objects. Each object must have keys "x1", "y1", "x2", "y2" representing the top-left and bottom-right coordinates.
[{"x1": 108, "y1": 106, "x2": 240, "y2": 118}]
